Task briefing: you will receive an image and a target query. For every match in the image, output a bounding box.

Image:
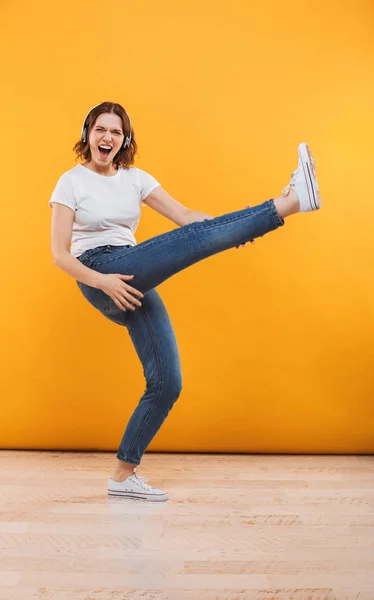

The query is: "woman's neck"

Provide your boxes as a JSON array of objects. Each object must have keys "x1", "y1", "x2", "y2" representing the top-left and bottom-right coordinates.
[{"x1": 82, "y1": 160, "x2": 118, "y2": 176}]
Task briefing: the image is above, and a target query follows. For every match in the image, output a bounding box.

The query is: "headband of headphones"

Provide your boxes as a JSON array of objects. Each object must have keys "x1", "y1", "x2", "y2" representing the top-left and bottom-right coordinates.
[{"x1": 80, "y1": 103, "x2": 133, "y2": 149}]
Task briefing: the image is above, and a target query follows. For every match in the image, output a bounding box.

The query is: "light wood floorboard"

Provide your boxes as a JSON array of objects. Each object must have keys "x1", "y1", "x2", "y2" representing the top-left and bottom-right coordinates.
[{"x1": 0, "y1": 451, "x2": 373, "y2": 600}]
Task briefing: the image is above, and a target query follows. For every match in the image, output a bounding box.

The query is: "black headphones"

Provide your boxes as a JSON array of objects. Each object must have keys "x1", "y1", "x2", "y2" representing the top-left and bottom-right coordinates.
[{"x1": 80, "y1": 103, "x2": 133, "y2": 149}]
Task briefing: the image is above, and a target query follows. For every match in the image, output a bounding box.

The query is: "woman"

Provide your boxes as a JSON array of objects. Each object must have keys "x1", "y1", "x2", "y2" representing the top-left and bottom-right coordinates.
[{"x1": 49, "y1": 101, "x2": 321, "y2": 502}]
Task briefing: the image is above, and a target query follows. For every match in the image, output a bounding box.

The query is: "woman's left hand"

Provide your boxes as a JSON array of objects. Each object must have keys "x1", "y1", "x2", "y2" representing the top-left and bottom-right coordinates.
[{"x1": 236, "y1": 204, "x2": 255, "y2": 248}]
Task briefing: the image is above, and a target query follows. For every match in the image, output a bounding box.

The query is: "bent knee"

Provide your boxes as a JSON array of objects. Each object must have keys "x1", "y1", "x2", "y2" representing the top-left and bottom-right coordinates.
[{"x1": 146, "y1": 371, "x2": 182, "y2": 401}]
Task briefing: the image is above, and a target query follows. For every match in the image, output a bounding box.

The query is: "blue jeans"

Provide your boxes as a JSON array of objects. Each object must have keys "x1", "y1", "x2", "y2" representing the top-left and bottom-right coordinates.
[{"x1": 77, "y1": 199, "x2": 284, "y2": 465}]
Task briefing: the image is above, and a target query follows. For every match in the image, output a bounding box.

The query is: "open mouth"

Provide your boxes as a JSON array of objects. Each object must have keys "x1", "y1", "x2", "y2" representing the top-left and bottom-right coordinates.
[{"x1": 98, "y1": 146, "x2": 112, "y2": 159}]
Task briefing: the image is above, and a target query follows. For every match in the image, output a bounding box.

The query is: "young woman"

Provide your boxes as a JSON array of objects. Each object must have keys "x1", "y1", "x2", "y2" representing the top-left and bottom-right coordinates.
[{"x1": 49, "y1": 101, "x2": 321, "y2": 502}]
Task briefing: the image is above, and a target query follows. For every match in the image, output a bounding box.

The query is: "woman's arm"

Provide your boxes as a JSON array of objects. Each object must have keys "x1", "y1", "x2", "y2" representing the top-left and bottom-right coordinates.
[
  {"x1": 180, "y1": 209, "x2": 214, "y2": 225},
  {"x1": 50, "y1": 202, "x2": 105, "y2": 288},
  {"x1": 144, "y1": 186, "x2": 214, "y2": 226},
  {"x1": 53, "y1": 250, "x2": 105, "y2": 289}
]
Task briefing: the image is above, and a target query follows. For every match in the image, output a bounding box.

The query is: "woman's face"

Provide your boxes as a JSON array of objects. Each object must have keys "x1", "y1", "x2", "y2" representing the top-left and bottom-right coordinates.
[{"x1": 88, "y1": 112, "x2": 125, "y2": 165}]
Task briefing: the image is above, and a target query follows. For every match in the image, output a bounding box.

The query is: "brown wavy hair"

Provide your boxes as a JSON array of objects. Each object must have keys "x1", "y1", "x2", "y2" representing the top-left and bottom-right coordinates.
[{"x1": 73, "y1": 101, "x2": 138, "y2": 169}]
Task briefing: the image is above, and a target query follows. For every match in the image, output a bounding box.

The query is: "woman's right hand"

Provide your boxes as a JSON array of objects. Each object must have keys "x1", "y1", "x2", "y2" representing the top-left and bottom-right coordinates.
[{"x1": 98, "y1": 273, "x2": 144, "y2": 312}]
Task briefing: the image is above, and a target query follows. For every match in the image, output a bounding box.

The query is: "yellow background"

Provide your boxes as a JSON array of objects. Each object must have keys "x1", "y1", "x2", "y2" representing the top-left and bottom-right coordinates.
[{"x1": 1, "y1": 0, "x2": 373, "y2": 454}]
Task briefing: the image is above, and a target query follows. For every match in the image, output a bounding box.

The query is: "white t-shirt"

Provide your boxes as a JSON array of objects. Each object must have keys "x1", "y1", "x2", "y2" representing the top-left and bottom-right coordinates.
[{"x1": 48, "y1": 164, "x2": 160, "y2": 258}]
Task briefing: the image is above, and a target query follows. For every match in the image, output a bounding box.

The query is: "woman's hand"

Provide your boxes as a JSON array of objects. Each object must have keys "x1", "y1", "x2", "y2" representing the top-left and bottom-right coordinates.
[
  {"x1": 236, "y1": 204, "x2": 255, "y2": 248},
  {"x1": 98, "y1": 273, "x2": 144, "y2": 312}
]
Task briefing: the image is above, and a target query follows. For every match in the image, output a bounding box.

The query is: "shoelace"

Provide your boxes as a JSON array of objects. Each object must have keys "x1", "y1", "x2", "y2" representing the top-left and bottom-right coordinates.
[
  {"x1": 132, "y1": 472, "x2": 157, "y2": 492},
  {"x1": 133, "y1": 468, "x2": 148, "y2": 483},
  {"x1": 282, "y1": 168, "x2": 299, "y2": 196},
  {"x1": 290, "y1": 168, "x2": 299, "y2": 184}
]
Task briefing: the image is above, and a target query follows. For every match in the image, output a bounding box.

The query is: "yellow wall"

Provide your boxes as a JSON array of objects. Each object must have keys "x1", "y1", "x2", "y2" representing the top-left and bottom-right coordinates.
[{"x1": 1, "y1": 0, "x2": 373, "y2": 454}]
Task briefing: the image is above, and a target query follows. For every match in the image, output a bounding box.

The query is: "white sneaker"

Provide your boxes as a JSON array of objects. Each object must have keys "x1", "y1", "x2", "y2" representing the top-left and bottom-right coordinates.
[
  {"x1": 107, "y1": 472, "x2": 168, "y2": 502},
  {"x1": 282, "y1": 142, "x2": 321, "y2": 212},
  {"x1": 133, "y1": 468, "x2": 148, "y2": 483}
]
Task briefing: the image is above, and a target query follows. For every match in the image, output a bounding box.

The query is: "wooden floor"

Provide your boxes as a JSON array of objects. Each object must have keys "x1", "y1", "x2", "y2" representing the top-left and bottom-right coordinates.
[{"x1": 0, "y1": 451, "x2": 373, "y2": 600}]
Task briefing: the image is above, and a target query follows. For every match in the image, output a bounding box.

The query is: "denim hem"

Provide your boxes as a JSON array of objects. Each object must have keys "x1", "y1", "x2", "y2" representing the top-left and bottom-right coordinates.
[
  {"x1": 269, "y1": 199, "x2": 285, "y2": 228},
  {"x1": 269, "y1": 198, "x2": 285, "y2": 227},
  {"x1": 116, "y1": 453, "x2": 140, "y2": 466}
]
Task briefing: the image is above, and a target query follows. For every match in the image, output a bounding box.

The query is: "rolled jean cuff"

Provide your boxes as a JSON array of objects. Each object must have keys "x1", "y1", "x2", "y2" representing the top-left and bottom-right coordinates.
[
  {"x1": 269, "y1": 199, "x2": 285, "y2": 228},
  {"x1": 116, "y1": 453, "x2": 140, "y2": 466}
]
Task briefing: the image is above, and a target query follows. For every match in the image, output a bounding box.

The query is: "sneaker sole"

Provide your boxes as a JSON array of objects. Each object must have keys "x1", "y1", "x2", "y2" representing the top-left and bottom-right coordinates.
[
  {"x1": 108, "y1": 489, "x2": 168, "y2": 501},
  {"x1": 298, "y1": 143, "x2": 321, "y2": 211}
]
